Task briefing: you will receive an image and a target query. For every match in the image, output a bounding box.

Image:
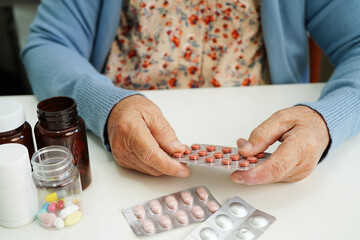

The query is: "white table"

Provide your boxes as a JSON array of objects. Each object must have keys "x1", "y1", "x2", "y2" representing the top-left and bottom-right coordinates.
[{"x1": 1, "y1": 83, "x2": 360, "y2": 240}]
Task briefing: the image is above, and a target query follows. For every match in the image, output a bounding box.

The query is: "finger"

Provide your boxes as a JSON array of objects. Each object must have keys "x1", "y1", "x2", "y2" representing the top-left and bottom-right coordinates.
[
  {"x1": 237, "y1": 110, "x2": 294, "y2": 157},
  {"x1": 231, "y1": 130, "x2": 301, "y2": 185}
]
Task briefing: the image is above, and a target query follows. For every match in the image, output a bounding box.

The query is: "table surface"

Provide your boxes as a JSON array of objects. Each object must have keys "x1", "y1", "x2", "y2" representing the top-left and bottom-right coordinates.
[{"x1": 1, "y1": 83, "x2": 360, "y2": 240}]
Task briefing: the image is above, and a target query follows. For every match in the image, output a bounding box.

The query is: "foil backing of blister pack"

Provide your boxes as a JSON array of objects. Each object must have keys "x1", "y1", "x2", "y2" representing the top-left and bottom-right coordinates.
[
  {"x1": 171, "y1": 144, "x2": 271, "y2": 171},
  {"x1": 122, "y1": 186, "x2": 221, "y2": 236},
  {"x1": 185, "y1": 196, "x2": 276, "y2": 240}
]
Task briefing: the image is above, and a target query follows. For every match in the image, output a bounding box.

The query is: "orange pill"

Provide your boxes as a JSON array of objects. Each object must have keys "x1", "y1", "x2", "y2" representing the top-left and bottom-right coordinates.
[
  {"x1": 222, "y1": 147, "x2": 232, "y2": 154},
  {"x1": 198, "y1": 151, "x2": 208, "y2": 157},
  {"x1": 247, "y1": 156, "x2": 258, "y2": 163},
  {"x1": 205, "y1": 157, "x2": 215, "y2": 163},
  {"x1": 256, "y1": 152, "x2": 265, "y2": 158},
  {"x1": 184, "y1": 149, "x2": 192, "y2": 155},
  {"x1": 221, "y1": 159, "x2": 232, "y2": 165},
  {"x1": 191, "y1": 144, "x2": 201, "y2": 150},
  {"x1": 189, "y1": 155, "x2": 199, "y2": 160},
  {"x1": 173, "y1": 152, "x2": 183, "y2": 158},
  {"x1": 214, "y1": 152, "x2": 223, "y2": 159},
  {"x1": 230, "y1": 155, "x2": 240, "y2": 161},
  {"x1": 239, "y1": 160, "x2": 250, "y2": 167},
  {"x1": 206, "y1": 145, "x2": 216, "y2": 152}
]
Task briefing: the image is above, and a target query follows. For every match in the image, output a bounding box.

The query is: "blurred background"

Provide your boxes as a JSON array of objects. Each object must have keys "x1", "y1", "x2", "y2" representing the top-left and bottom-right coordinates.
[{"x1": 0, "y1": 1, "x2": 334, "y2": 96}]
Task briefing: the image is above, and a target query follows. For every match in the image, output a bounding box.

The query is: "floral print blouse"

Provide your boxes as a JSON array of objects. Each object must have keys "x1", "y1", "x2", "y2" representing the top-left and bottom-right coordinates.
[{"x1": 104, "y1": 0, "x2": 269, "y2": 90}]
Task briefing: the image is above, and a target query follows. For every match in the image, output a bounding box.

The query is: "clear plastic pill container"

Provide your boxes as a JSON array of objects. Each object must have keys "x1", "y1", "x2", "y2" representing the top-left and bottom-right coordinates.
[{"x1": 31, "y1": 146, "x2": 83, "y2": 229}]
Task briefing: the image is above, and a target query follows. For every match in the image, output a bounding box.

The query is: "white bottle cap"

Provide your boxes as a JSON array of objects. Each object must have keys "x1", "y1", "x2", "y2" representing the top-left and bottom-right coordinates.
[{"x1": 0, "y1": 100, "x2": 26, "y2": 133}]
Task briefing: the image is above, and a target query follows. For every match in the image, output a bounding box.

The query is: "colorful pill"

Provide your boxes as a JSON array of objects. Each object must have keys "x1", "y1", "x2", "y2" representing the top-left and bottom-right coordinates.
[
  {"x1": 184, "y1": 149, "x2": 192, "y2": 155},
  {"x1": 142, "y1": 219, "x2": 155, "y2": 233},
  {"x1": 191, "y1": 205, "x2": 205, "y2": 219},
  {"x1": 206, "y1": 145, "x2": 216, "y2": 152},
  {"x1": 256, "y1": 152, "x2": 266, "y2": 158},
  {"x1": 165, "y1": 195, "x2": 178, "y2": 210},
  {"x1": 37, "y1": 203, "x2": 49, "y2": 218},
  {"x1": 173, "y1": 152, "x2": 183, "y2": 158},
  {"x1": 48, "y1": 202, "x2": 57, "y2": 213},
  {"x1": 45, "y1": 190, "x2": 67, "y2": 202},
  {"x1": 198, "y1": 151, "x2": 207, "y2": 157},
  {"x1": 64, "y1": 211, "x2": 82, "y2": 226},
  {"x1": 53, "y1": 217, "x2": 65, "y2": 229},
  {"x1": 59, "y1": 204, "x2": 79, "y2": 219},
  {"x1": 191, "y1": 144, "x2": 201, "y2": 150},
  {"x1": 239, "y1": 160, "x2": 250, "y2": 167},
  {"x1": 189, "y1": 155, "x2": 199, "y2": 160},
  {"x1": 214, "y1": 152, "x2": 223, "y2": 159},
  {"x1": 149, "y1": 200, "x2": 162, "y2": 214},
  {"x1": 206, "y1": 201, "x2": 220, "y2": 214},
  {"x1": 57, "y1": 200, "x2": 65, "y2": 210},
  {"x1": 159, "y1": 214, "x2": 172, "y2": 229},
  {"x1": 196, "y1": 187, "x2": 209, "y2": 201},
  {"x1": 134, "y1": 205, "x2": 146, "y2": 219},
  {"x1": 221, "y1": 159, "x2": 232, "y2": 165},
  {"x1": 38, "y1": 212, "x2": 56, "y2": 228},
  {"x1": 181, "y1": 191, "x2": 194, "y2": 205},
  {"x1": 247, "y1": 156, "x2": 258, "y2": 163},
  {"x1": 222, "y1": 147, "x2": 232, "y2": 154},
  {"x1": 205, "y1": 156, "x2": 215, "y2": 163},
  {"x1": 175, "y1": 210, "x2": 188, "y2": 224},
  {"x1": 230, "y1": 155, "x2": 240, "y2": 161}
]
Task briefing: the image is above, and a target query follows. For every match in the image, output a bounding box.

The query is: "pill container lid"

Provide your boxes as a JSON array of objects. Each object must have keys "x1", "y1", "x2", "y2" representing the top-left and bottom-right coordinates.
[
  {"x1": 0, "y1": 100, "x2": 26, "y2": 132},
  {"x1": 0, "y1": 143, "x2": 31, "y2": 187}
]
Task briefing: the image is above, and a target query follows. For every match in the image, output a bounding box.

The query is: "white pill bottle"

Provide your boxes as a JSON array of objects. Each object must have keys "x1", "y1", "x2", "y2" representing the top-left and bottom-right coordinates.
[
  {"x1": 0, "y1": 143, "x2": 38, "y2": 228},
  {"x1": 31, "y1": 146, "x2": 83, "y2": 229}
]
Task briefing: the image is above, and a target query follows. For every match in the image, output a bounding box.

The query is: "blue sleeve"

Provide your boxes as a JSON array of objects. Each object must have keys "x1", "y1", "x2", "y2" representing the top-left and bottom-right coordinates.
[
  {"x1": 302, "y1": 0, "x2": 360, "y2": 150},
  {"x1": 21, "y1": 0, "x2": 139, "y2": 149}
]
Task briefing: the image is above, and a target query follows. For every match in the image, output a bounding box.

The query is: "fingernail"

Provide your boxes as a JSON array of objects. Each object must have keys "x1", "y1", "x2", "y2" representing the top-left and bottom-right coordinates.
[
  {"x1": 232, "y1": 175, "x2": 244, "y2": 184},
  {"x1": 171, "y1": 140, "x2": 184, "y2": 150},
  {"x1": 238, "y1": 139, "x2": 252, "y2": 152},
  {"x1": 176, "y1": 170, "x2": 188, "y2": 178}
]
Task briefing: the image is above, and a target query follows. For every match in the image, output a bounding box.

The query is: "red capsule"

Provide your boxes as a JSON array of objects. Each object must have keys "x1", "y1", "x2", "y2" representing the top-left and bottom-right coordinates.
[
  {"x1": 205, "y1": 157, "x2": 215, "y2": 163},
  {"x1": 206, "y1": 145, "x2": 216, "y2": 152},
  {"x1": 256, "y1": 152, "x2": 265, "y2": 158},
  {"x1": 189, "y1": 155, "x2": 199, "y2": 160},
  {"x1": 191, "y1": 144, "x2": 201, "y2": 150},
  {"x1": 198, "y1": 151, "x2": 207, "y2": 157},
  {"x1": 222, "y1": 147, "x2": 232, "y2": 154},
  {"x1": 230, "y1": 155, "x2": 240, "y2": 161},
  {"x1": 239, "y1": 160, "x2": 250, "y2": 167},
  {"x1": 214, "y1": 152, "x2": 224, "y2": 159},
  {"x1": 247, "y1": 156, "x2": 258, "y2": 163},
  {"x1": 221, "y1": 159, "x2": 232, "y2": 165},
  {"x1": 184, "y1": 149, "x2": 192, "y2": 155},
  {"x1": 173, "y1": 152, "x2": 183, "y2": 158},
  {"x1": 56, "y1": 200, "x2": 64, "y2": 210}
]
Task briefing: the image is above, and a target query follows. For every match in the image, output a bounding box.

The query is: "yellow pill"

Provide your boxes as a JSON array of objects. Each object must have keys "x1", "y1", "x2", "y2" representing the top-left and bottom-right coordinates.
[
  {"x1": 73, "y1": 199, "x2": 79, "y2": 204},
  {"x1": 64, "y1": 211, "x2": 83, "y2": 226},
  {"x1": 45, "y1": 190, "x2": 67, "y2": 202}
]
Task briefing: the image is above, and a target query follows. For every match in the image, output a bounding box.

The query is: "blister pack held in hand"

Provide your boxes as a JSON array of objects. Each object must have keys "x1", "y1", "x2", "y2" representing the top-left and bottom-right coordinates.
[
  {"x1": 171, "y1": 144, "x2": 271, "y2": 171},
  {"x1": 122, "y1": 186, "x2": 221, "y2": 236}
]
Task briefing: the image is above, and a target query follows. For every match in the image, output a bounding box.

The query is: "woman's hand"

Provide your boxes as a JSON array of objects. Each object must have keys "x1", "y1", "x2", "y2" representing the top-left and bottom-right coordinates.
[{"x1": 232, "y1": 106, "x2": 330, "y2": 184}]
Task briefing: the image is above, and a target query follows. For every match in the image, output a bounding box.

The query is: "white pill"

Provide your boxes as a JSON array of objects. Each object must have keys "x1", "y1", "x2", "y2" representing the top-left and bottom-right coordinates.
[
  {"x1": 206, "y1": 201, "x2": 220, "y2": 214},
  {"x1": 235, "y1": 228, "x2": 255, "y2": 240},
  {"x1": 199, "y1": 227, "x2": 219, "y2": 240},
  {"x1": 192, "y1": 205, "x2": 205, "y2": 220},
  {"x1": 175, "y1": 210, "x2": 188, "y2": 224},
  {"x1": 134, "y1": 205, "x2": 146, "y2": 219},
  {"x1": 196, "y1": 187, "x2": 209, "y2": 201},
  {"x1": 215, "y1": 214, "x2": 234, "y2": 230},
  {"x1": 181, "y1": 191, "x2": 194, "y2": 205},
  {"x1": 229, "y1": 202, "x2": 248, "y2": 217},
  {"x1": 59, "y1": 204, "x2": 79, "y2": 219},
  {"x1": 165, "y1": 195, "x2": 178, "y2": 210},
  {"x1": 142, "y1": 219, "x2": 155, "y2": 234},
  {"x1": 248, "y1": 215, "x2": 269, "y2": 228},
  {"x1": 149, "y1": 200, "x2": 162, "y2": 214},
  {"x1": 53, "y1": 217, "x2": 65, "y2": 229},
  {"x1": 159, "y1": 214, "x2": 172, "y2": 229}
]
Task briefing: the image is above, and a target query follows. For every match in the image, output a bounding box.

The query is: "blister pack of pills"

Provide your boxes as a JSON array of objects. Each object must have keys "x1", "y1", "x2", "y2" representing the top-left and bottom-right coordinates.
[
  {"x1": 171, "y1": 144, "x2": 271, "y2": 171},
  {"x1": 122, "y1": 186, "x2": 221, "y2": 236},
  {"x1": 185, "y1": 196, "x2": 276, "y2": 240}
]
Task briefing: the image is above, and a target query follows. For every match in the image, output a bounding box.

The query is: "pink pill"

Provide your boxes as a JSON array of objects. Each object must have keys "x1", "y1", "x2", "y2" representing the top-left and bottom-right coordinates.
[
  {"x1": 165, "y1": 195, "x2": 178, "y2": 210},
  {"x1": 247, "y1": 156, "x2": 258, "y2": 163},
  {"x1": 142, "y1": 219, "x2": 155, "y2": 234},
  {"x1": 38, "y1": 212, "x2": 56, "y2": 228},
  {"x1": 134, "y1": 205, "x2": 146, "y2": 219},
  {"x1": 196, "y1": 187, "x2": 209, "y2": 201},
  {"x1": 176, "y1": 210, "x2": 188, "y2": 224},
  {"x1": 48, "y1": 202, "x2": 57, "y2": 213},
  {"x1": 205, "y1": 156, "x2": 215, "y2": 163},
  {"x1": 206, "y1": 201, "x2": 220, "y2": 214},
  {"x1": 181, "y1": 191, "x2": 194, "y2": 205},
  {"x1": 149, "y1": 200, "x2": 162, "y2": 214},
  {"x1": 214, "y1": 152, "x2": 223, "y2": 159},
  {"x1": 192, "y1": 205, "x2": 205, "y2": 219},
  {"x1": 239, "y1": 160, "x2": 250, "y2": 167},
  {"x1": 206, "y1": 145, "x2": 216, "y2": 152},
  {"x1": 222, "y1": 147, "x2": 232, "y2": 154},
  {"x1": 184, "y1": 149, "x2": 192, "y2": 155},
  {"x1": 221, "y1": 159, "x2": 232, "y2": 165},
  {"x1": 230, "y1": 155, "x2": 240, "y2": 161},
  {"x1": 159, "y1": 214, "x2": 172, "y2": 229},
  {"x1": 191, "y1": 144, "x2": 201, "y2": 150},
  {"x1": 256, "y1": 152, "x2": 266, "y2": 158},
  {"x1": 198, "y1": 151, "x2": 207, "y2": 157},
  {"x1": 189, "y1": 154, "x2": 199, "y2": 160},
  {"x1": 173, "y1": 152, "x2": 183, "y2": 158}
]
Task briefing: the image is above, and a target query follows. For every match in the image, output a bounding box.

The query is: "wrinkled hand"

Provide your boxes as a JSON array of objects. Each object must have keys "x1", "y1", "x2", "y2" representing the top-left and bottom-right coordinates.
[
  {"x1": 231, "y1": 106, "x2": 330, "y2": 184},
  {"x1": 107, "y1": 95, "x2": 189, "y2": 177}
]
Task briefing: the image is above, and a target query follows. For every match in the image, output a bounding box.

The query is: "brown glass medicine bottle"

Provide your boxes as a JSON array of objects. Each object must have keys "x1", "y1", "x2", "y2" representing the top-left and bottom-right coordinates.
[
  {"x1": 0, "y1": 100, "x2": 35, "y2": 160},
  {"x1": 34, "y1": 96, "x2": 91, "y2": 190}
]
